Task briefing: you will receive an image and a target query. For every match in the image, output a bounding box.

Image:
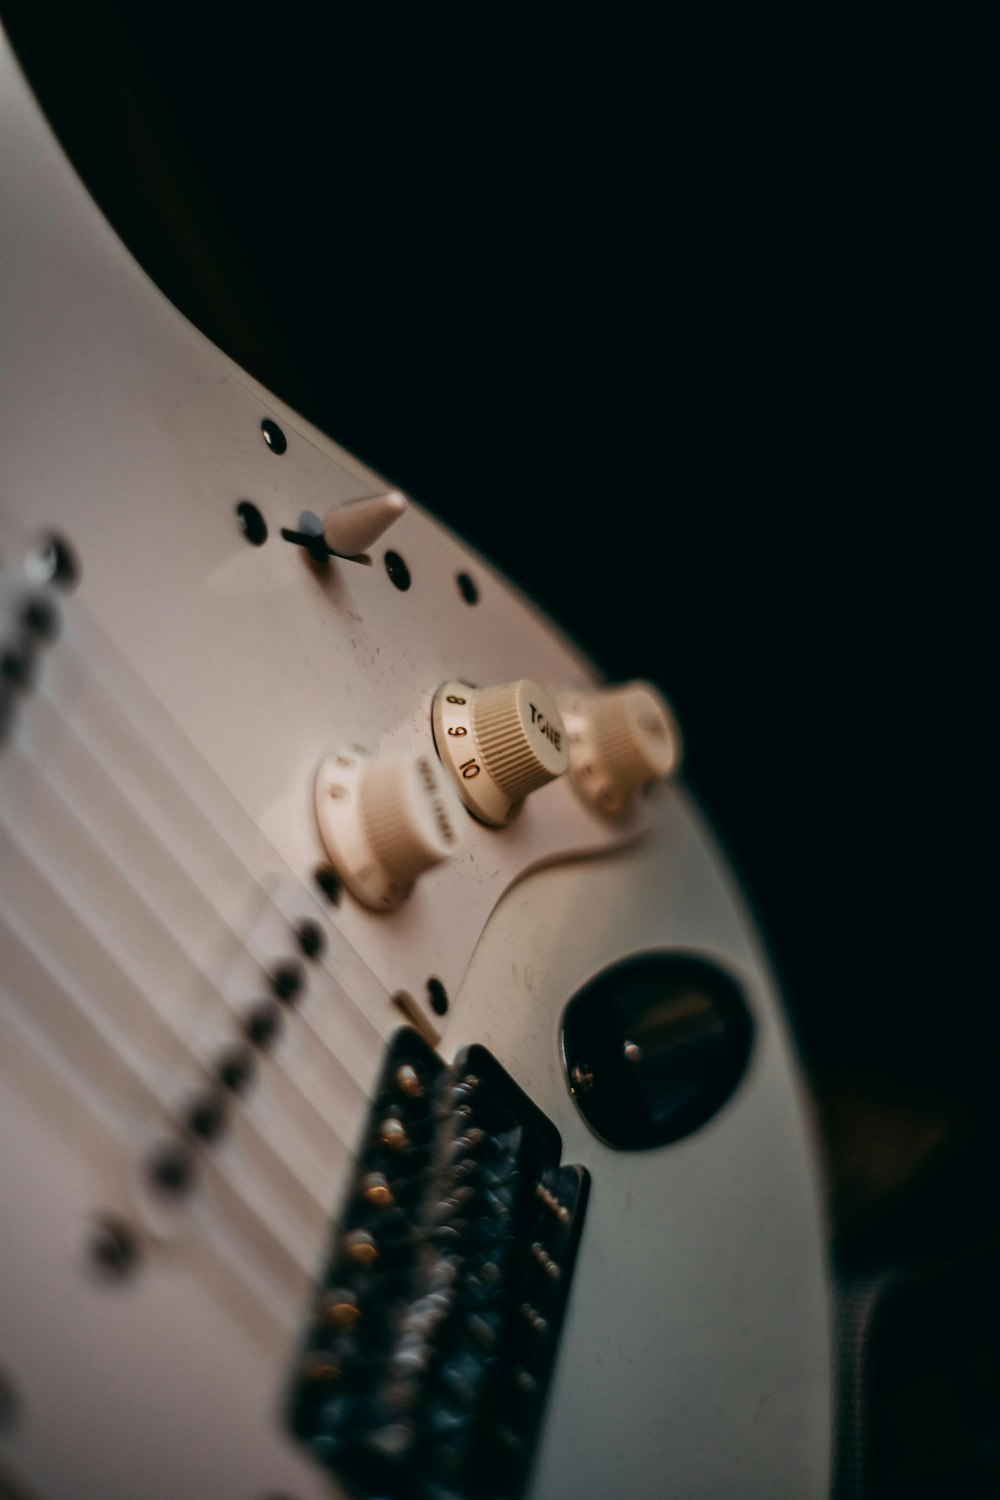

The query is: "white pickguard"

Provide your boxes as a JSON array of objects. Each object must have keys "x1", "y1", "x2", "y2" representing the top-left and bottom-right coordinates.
[{"x1": 0, "y1": 31, "x2": 831, "y2": 1500}]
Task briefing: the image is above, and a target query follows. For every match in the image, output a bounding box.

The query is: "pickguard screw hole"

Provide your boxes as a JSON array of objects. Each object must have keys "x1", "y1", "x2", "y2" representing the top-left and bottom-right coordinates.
[
  {"x1": 260, "y1": 418, "x2": 287, "y2": 454},
  {"x1": 24, "y1": 531, "x2": 78, "y2": 590},
  {"x1": 314, "y1": 865, "x2": 342, "y2": 905},
  {"x1": 456, "y1": 572, "x2": 479, "y2": 605},
  {"x1": 426, "y1": 977, "x2": 449, "y2": 1016},
  {"x1": 236, "y1": 501, "x2": 268, "y2": 546},
  {"x1": 384, "y1": 550, "x2": 411, "y2": 591}
]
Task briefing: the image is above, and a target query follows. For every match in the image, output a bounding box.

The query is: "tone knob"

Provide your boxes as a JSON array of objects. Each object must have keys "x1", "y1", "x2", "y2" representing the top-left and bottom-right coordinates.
[
  {"x1": 315, "y1": 749, "x2": 465, "y2": 909},
  {"x1": 557, "y1": 681, "x2": 682, "y2": 815},
  {"x1": 432, "y1": 679, "x2": 570, "y2": 826}
]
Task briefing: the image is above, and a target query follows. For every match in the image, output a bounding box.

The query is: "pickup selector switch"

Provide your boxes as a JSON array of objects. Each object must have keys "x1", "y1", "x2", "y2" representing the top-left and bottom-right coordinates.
[
  {"x1": 557, "y1": 681, "x2": 682, "y2": 815},
  {"x1": 315, "y1": 749, "x2": 465, "y2": 909},
  {"x1": 432, "y1": 679, "x2": 569, "y2": 826},
  {"x1": 322, "y1": 490, "x2": 407, "y2": 557}
]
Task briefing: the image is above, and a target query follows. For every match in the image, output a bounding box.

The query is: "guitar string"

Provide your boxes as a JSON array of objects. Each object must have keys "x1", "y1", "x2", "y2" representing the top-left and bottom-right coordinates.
[
  {"x1": 0, "y1": 901, "x2": 323, "y2": 1301},
  {"x1": 1, "y1": 726, "x2": 379, "y2": 1360},
  {"x1": 0, "y1": 1002, "x2": 315, "y2": 1341},
  {"x1": 35, "y1": 614, "x2": 390, "y2": 1090},
  {"x1": 0, "y1": 822, "x2": 334, "y2": 1263},
  {"x1": 18, "y1": 691, "x2": 370, "y2": 1157},
  {"x1": 0, "y1": 563, "x2": 413, "y2": 1308},
  {"x1": 2, "y1": 740, "x2": 355, "y2": 1200},
  {"x1": 62, "y1": 600, "x2": 390, "y2": 1048}
]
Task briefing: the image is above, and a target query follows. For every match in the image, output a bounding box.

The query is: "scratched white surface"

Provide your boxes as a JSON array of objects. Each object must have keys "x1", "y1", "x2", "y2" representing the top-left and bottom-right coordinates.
[{"x1": 0, "y1": 29, "x2": 830, "y2": 1500}]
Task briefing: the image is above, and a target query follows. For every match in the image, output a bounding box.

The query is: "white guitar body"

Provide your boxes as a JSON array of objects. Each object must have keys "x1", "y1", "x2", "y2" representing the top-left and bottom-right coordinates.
[{"x1": 0, "y1": 32, "x2": 831, "y2": 1500}]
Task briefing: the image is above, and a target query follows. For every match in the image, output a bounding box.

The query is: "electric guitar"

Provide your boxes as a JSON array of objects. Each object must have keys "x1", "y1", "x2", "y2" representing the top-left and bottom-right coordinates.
[{"x1": 0, "y1": 29, "x2": 831, "y2": 1500}]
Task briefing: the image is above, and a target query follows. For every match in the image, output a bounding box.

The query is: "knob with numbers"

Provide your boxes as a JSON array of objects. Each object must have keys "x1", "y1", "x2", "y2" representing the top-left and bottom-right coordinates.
[
  {"x1": 432, "y1": 679, "x2": 570, "y2": 826},
  {"x1": 314, "y1": 749, "x2": 465, "y2": 909},
  {"x1": 557, "y1": 681, "x2": 682, "y2": 815}
]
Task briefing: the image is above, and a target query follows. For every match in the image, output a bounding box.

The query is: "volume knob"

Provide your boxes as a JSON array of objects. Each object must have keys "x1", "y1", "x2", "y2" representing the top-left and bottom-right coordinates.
[
  {"x1": 557, "y1": 682, "x2": 682, "y2": 815},
  {"x1": 432, "y1": 679, "x2": 569, "y2": 826},
  {"x1": 315, "y1": 750, "x2": 465, "y2": 909}
]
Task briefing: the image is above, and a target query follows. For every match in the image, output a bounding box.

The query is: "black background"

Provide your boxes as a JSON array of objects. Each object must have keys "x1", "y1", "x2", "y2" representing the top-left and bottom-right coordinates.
[{"x1": 3, "y1": 4, "x2": 991, "y2": 1260}]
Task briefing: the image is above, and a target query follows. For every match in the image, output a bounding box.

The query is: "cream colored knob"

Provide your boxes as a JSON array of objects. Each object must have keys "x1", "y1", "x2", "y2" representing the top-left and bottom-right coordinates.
[
  {"x1": 557, "y1": 681, "x2": 682, "y2": 815},
  {"x1": 315, "y1": 749, "x2": 464, "y2": 909},
  {"x1": 432, "y1": 679, "x2": 569, "y2": 826}
]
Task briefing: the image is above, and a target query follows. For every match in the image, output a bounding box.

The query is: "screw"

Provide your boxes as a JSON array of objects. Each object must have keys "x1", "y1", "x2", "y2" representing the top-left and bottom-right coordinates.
[
  {"x1": 235, "y1": 500, "x2": 267, "y2": 545},
  {"x1": 571, "y1": 1061, "x2": 595, "y2": 1095},
  {"x1": 456, "y1": 572, "x2": 479, "y2": 605},
  {"x1": 314, "y1": 865, "x2": 341, "y2": 905},
  {"x1": 260, "y1": 418, "x2": 287, "y2": 454},
  {"x1": 426, "y1": 977, "x2": 448, "y2": 1016},
  {"x1": 24, "y1": 532, "x2": 78, "y2": 589},
  {"x1": 384, "y1": 550, "x2": 411, "y2": 591},
  {"x1": 395, "y1": 1063, "x2": 423, "y2": 1098}
]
